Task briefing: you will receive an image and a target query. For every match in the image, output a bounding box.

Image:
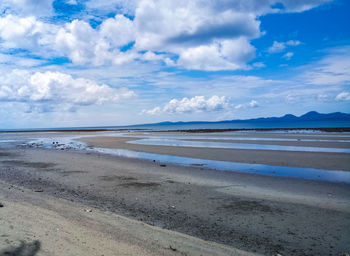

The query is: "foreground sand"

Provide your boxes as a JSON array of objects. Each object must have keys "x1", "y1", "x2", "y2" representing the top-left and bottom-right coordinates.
[
  {"x1": 0, "y1": 180, "x2": 254, "y2": 256},
  {"x1": 1, "y1": 131, "x2": 350, "y2": 255}
]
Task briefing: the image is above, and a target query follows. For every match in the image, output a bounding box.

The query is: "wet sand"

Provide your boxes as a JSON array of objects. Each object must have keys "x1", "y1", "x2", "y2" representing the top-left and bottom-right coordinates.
[
  {"x1": 80, "y1": 135, "x2": 350, "y2": 171},
  {"x1": 1, "y1": 131, "x2": 350, "y2": 255}
]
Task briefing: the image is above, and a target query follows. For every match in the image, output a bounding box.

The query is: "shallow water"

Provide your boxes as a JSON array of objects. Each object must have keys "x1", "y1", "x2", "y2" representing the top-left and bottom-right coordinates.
[
  {"x1": 92, "y1": 147, "x2": 350, "y2": 183},
  {"x1": 107, "y1": 133, "x2": 350, "y2": 143},
  {"x1": 128, "y1": 138, "x2": 350, "y2": 153},
  {"x1": 3, "y1": 134, "x2": 350, "y2": 183}
]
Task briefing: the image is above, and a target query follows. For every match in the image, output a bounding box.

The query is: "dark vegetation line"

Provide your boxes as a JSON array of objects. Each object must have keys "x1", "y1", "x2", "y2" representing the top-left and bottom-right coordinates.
[{"x1": 1, "y1": 127, "x2": 350, "y2": 133}]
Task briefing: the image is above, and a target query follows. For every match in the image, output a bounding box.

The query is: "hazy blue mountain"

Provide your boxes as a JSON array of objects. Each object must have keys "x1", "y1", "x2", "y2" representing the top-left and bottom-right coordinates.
[{"x1": 146, "y1": 111, "x2": 350, "y2": 126}]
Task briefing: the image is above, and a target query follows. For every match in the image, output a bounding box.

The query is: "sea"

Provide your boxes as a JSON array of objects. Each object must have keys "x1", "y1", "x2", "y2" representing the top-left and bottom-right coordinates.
[{"x1": 1, "y1": 120, "x2": 350, "y2": 132}]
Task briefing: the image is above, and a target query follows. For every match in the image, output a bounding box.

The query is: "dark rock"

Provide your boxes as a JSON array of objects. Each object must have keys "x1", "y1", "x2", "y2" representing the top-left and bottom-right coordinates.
[{"x1": 169, "y1": 245, "x2": 177, "y2": 251}]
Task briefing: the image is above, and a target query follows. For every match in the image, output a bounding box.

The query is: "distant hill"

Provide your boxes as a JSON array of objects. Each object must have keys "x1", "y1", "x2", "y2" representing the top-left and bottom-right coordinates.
[
  {"x1": 240, "y1": 111, "x2": 350, "y2": 123},
  {"x1": 144, "y1": 111, "x2": 350, "y2": 126}
]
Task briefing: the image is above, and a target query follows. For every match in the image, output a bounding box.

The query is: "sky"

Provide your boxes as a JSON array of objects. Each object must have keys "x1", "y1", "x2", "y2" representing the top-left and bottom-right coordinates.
[{"x1": 0, "y1": 0, "x2": 349, "y2": 129}]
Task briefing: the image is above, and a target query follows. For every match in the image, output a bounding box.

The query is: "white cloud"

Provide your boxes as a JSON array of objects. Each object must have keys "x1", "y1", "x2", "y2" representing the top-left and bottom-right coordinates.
[
  {"x1": 55, "y1": 19, "x2": 99, "y2": 64},
  {"x1": 0, "y1": 0, "x2": 53, "y2": 17},
  {"x1": 0, "y1": 53, "x2": 45, "y2": 67},
  {"x1": 0, "y1": 1, "x2": 329, "y2": 71},
  {"x1": 303, "y1": 47, "x2": 350, "y2": 86},
  {"x1": 66, "y1": 0, "x2": 77, "y2": 5},
  {"x1": 248, "y1": 100, "x2": 259, "y2": 107},
  {"x1": 278, "y1": 0, "x2": 332, "y2": 12},
  {"x1": 252, "y1": 62, "x2": 266, "y2": 68},
  {"x1": 268, "y1": 40, "x2": 301, "y2": 53},
  {"x1": 0, "y1": 70, "x2": 135, "y2": 111},
  {"x1": 133, "y1": 1, "x2": 261, "y2": 70},
  {"x1": 54, "y1": 15, "x2": 138, "y2": 65},
  {"x1": 286, "y1": 40, "x2": 301, "y2": 46},
  {"x1": 143, "y1": 95, "x2": 229, "y2": 115},
  {"x1": 177, "y1": 38, "x2": 255, "y2": 71},
  {"x1": 84, "y1": 0, "x2": 137, "y2": 16},
  {"x1": 234, "y1": 100, "x2": 259, "y2": 109},
  {"x1": 283, "y1": 52, "x2": 294, "y2": 60},
  {"x1": 268, "y1": 41, "x2": 286, "y2": 53},
  {"x1": 99, "y1": 15, "x2": 135, "y2": 47},
  {"x1": 0, "y1": 15, "x2": 57, "y2": 52},
  {"x1": 335, "y1": 92, "x2": 350, "y2": 101}
]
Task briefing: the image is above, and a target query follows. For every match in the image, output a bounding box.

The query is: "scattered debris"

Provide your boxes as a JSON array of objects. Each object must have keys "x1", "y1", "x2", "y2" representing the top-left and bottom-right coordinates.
[
  {"x1": 34, "y1": 189, "x2": 43, "y2": 192},
  {"x1": 85, "y1": 209, "x2": 92, "y2": 213},
  {"x1": 191, "y1": 163, "x2": 204, "y2": 167},
  {"x1": 169, "y1": 245, "x2": 177, "y2": 251}
]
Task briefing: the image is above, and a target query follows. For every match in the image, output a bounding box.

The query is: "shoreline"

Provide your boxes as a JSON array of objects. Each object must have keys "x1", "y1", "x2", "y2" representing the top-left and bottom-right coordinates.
[{"x1": 1, "y1": 126, "x2": 350, "y2": 133}]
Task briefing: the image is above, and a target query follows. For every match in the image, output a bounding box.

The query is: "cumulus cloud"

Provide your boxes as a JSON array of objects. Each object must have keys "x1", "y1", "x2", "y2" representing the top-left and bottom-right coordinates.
[
  {"x1": 335, "y1": 92, "x2": 350, "y2": 101},
  {"x1": 268, "y1": 40, "x2": 301, "y2": 53},
  {"x1": 142, "y1": 96, "x2": 260, "y2": 115},
  {"x1": 132, "y1": 0, "x2": 261, "y2": 70},
  {"x1": 0, "y1": 15, "x2": 57, "y2": 52},
  {"x1": 54, "y1": 15, "x2": 137, "y2": 65},
  {"x1": 176, "y1": 38, "x2": 255, "y2": 71},
  {"x1": 142, "y1": 96, "x2": 229, "y2": 115},
  {"x1": 0, "y1": 0, "x2": 330, "y2": 70},
  {"x1": 0, "y1": 70, "x2": 135, "y2": 112}
]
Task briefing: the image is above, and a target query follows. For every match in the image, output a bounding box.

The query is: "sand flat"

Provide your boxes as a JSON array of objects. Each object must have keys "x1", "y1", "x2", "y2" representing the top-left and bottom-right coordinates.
[
  {"x1": 1, "y1": 131, "x2": 350, "y2": 255},
  {"x1": 0, "y1": 181, "x2": 254, "y2": 256},
  {"x1": 80, "y1": 135, "x2": 350, "y2": 171}
]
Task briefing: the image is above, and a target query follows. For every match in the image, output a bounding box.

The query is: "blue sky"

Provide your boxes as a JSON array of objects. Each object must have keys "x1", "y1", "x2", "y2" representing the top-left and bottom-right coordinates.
[{"x1": 0, "y1": 0, "x2": 349, "y2": 128}]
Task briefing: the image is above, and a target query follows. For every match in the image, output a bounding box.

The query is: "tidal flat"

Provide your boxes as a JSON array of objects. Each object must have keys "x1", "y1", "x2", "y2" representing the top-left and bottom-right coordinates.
[{"x1": 0, "y1": 130, "x2": 349, "y2": 256}]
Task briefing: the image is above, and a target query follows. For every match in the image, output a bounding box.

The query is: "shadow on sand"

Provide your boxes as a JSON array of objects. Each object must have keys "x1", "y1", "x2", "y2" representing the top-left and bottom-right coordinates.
[{"x1": 0, "y1": 240, "x2": 41, "y2": 256}]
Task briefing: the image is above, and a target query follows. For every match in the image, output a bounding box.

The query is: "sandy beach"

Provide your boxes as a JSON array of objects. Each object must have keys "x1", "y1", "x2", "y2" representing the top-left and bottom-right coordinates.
[{"x1": 0, "y1": 131, "x2": 350, "y2": 255}]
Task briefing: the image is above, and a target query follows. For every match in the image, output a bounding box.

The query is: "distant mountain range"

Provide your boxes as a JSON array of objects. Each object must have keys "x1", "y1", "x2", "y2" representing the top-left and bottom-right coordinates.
[{"x1": 142, "y1": 111, "x2": 350, "y2": 126}]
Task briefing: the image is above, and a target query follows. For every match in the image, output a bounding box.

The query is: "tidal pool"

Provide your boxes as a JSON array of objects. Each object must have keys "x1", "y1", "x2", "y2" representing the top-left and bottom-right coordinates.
[
  {"x1": 128, "y1": 138, "x2": 350, "y2": 153},
  {"x1": 92, "y1": 147, "x2": 350, "y2": 183}
]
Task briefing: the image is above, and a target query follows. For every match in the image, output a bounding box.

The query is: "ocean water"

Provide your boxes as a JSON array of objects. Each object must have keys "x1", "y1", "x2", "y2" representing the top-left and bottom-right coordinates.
[
  {"x1": 1, "y1": 120, "x2": 349, "y2": 132},
  {"x1": 128, "y1": 120, "x2": 350, "y2": 131}
]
